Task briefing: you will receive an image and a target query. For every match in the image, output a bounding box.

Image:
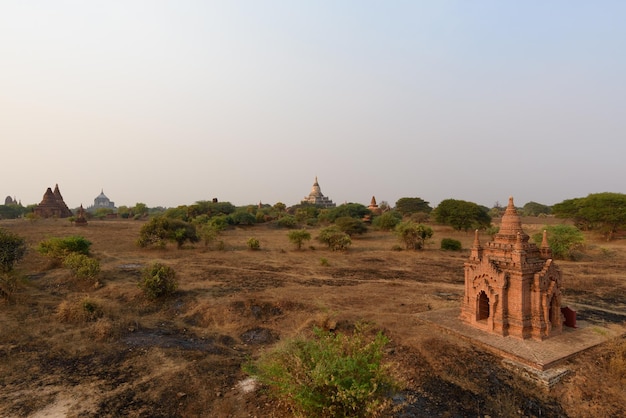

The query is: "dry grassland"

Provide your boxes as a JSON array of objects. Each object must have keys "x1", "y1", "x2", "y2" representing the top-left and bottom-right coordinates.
[{"x1": 0, "y1": 217, "x2": 625, "y2": 417}]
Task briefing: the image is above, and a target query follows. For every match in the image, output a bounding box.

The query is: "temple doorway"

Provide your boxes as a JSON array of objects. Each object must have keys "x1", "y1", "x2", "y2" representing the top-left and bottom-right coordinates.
[{"x1": 477, "y1": 291, "x2": 490, "y2": 321}]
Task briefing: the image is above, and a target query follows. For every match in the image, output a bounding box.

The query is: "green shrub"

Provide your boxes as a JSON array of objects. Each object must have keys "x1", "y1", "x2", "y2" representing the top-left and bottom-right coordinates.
[
  {"x1": 37, "y1": 236, "x2": 92, "y2": 260},
  {"x1": 136, "y1": 216, "x2": 198, "y2": 249},
  {"x1": 288, "y1": 230, "x2": 312, "y2": 250},
  {"x1": 318, "y1": 226, "x2": 352, "y2": 251},
  {"x1": 244, "y1": 324, "x2": 398, "y2": 417},
  {"x1": 371, "y1": 211, "x2": 402, "y2": 231},
  {"x1": 276, "y1": 215, "x2": 298, "y2": 229},
  {"x1": 63, "y1": 253, "x2": 100, "y2": 281},
  {"x1": 394, "y1": 221, "x2": 433, "y2": 250},
  {"x1": 440, "y1": 238, "x2": 462, "y2": 251},
  {"x1": 0, "y1": 228, "x2": 27, "y2": 273},
  {"x1": 320, "y1": 257, "x2": 329, "y2": 266},
  {"x1": 247, "y1": 237, "x2": 260, "y2": 250},
  {"x1": 532, "y1": 224, "x2": 585, "y2": 260},
  {"x1": 335, "y1": 216, "x2": 367, "y2": 236},
  {"x1": 139, "y1": 263, "x2": 177, "y2": 299}
]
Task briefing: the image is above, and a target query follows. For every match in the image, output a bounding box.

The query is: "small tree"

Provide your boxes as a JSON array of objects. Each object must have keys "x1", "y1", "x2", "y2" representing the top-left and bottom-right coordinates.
[
  {"x1": 334, "y1": 216, "x2": 367, "y2": 236},
  {"x1": 288, "y1": 230, "x2": 311, "y2": 250},
  {"x1": 441, "y1": 238, "x2": 462, "y2": 251},
  {"x1": 395, "y1": 221, "x2": 433, "y2": 250},
  {"x1": 372, "y1": 211, "x2": 402, "y2": 231},
  {"x1": 318, "y1": 226, "x2": 352, "y2": 251},
  {"x1": 532, "y1": 225, "x2": 585, "y2": 260},
  {"x1": 0, "y1": 228, "x2": 27, "y2": 273},
  {"x1": 139, "y1": 262, "x2": 177, "y2": 299}
]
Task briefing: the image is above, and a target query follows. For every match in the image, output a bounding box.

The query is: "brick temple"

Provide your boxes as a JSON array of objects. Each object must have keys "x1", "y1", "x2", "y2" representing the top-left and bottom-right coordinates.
[
  {"x1": 460, "y1": 197, "x2": 563, "y2": 340},
  {"x1": 33, "y1": 184, "x2": 73, "y2": 218}
]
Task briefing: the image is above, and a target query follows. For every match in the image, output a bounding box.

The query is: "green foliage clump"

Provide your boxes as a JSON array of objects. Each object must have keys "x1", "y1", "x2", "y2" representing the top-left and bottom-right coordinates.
[
  {"x1": 318, "y1": 226, "x2": 352, "y2": 251},
  {"x1": 63, "y1": 253, "x2": 101, "y2": 281},
  {"x1": 521, "y1": 201, "x2": 551, "y2": 216},
  {"x1": 394, "y1": 197, "x2": 432, "y2": 216},
  {"x1": 37, "y1": 236, "x2": 92, "y2": 260},
  {"x1": 334, "y1": 216, "x2": 367, "y2": 236},
  {"x1": 245, "y1": 324, "x2": 398, "y2": 417},
  {"x1": 288, "y1": 230, "x2": 312, "y2": 250},
  {"x1": 136, "y1": 216, "x2": 198, "y2": 249},
  {"x1": 440, "y1": 238, "x2": 462, "y2": 251},
  {"x1": 433, "y1": 199, "x2": 491, "y2": 231},
  {"x1": 139, "y1": 262, "x2": 177, "y2": 299},
  {"x1": 247, "y1": 237, "x2": 260, "y2": 250},
  {"x1": 532, "y1": 225, "x2": 585, "y2": 260},
  {"x1": 553, "y1": 192, "x2": 626, "y2": 240},
  {"x1": 0, "y1": 228, "x2": 27, "y2": 273},
  {"x1": 395, "y1": 221, "x2": 433, "y2": 250},
  {"x1": 276, "y1": 215, "x2": 298, "y2": 229},
  {"x1": 371, "y1": 211, "x2": 402, "y2": 231},
  {"x1": 324, "y1": 203, "x2": 371, "y2": 222}
]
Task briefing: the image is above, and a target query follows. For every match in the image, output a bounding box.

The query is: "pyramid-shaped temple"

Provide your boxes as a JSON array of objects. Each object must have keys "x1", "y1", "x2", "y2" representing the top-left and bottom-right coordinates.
[
  {"x1": 459, "y1": 197, "x2": 563, "y2": 340},
  {"x1": 34, "y1": 184, "x2": 73, "y2": 218}
]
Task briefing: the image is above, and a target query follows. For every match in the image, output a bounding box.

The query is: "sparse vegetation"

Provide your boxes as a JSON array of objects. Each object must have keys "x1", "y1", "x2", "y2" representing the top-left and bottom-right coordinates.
[
  {"x1": 0, "y1": 217, "x2": 624, "y2": 417},
  {"x1": 318, "y1": 226, "x2": 352, "y2": 251},
  {"x1": 139, "y1": 262, "x2": 178, "y2": 299},
  {"x1": 245, "y1": 324, "x2": 399, "y2": 417},
  {"x1": 288, "y1": 229, "x2": 311, "y2": 250},
  {"x1": 395, "y1": 221, "x2": 433, "y2": 250},
  {"x1": 247, "y1": 237, "x2": 260, "y2": 250},
  {"x1": 137, "y1": 216, "x2": 198, "y2": 249},
  {"x1": 0, "y1": 228, "x2": 27, "y2": 273},
  {"x1": 62, "y1": 253, "x2": 101, "y2": 281},
  {"x1": 441, "y1": 238, "x2": 462, "y2": 251},
  {"x1": 37, "y1": 235, "x2": 92, "y2": 260}
]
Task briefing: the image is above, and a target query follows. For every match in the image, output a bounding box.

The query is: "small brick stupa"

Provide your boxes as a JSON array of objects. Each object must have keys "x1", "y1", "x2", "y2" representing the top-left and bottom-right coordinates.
[
  {"x1": 460, "y1": 197, "x2": 563, "y2": 340},
  {"x1": 34, "y1": 184, "x2": 73, "y2": 218}
]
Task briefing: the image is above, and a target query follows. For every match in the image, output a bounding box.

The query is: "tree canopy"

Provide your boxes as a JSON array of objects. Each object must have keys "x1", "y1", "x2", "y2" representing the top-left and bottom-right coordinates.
[
  {"x1": 552, "y1": 192, "x2": 626, "y2": 240},
  {"x1": 433, "y1": 199, "x2": 491, "y2": 231},
  {"x1": 394, "y1": 197, "x2": 432, "y2": 216}
]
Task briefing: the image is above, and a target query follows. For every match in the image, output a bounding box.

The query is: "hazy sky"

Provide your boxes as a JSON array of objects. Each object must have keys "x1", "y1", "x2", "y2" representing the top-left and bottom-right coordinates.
[{"x1": 2, "y1": 1, "x2": 625, "y2": 209}]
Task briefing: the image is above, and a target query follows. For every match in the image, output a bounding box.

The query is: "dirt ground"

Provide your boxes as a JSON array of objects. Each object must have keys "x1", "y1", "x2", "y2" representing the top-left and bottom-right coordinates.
[{"x1": 0, "y1": 217, "x2": 625, "y2": 417}]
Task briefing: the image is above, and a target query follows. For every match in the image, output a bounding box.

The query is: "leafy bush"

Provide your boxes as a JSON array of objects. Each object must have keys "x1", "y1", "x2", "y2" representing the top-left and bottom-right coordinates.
[
  {"x1": 288, "y1": 230, "x2": 312, "y2": 250},
  {"x1": 136, "y1": 216, "x2": 198, "y2": 249},
  {"x1": 245, "y1": 324, "x2": 398, "y2": 417},
  {"x1": 247, "y1": 237, "x2": 260, "y2": 250},
  {"x1": 139, "y1": 263, "x2": 178, "y2": 299},
  {"x1": 532, "y1": 224, "x2": 585, "y2": 260},
  {"x1": 63, "y1": 253, "x2": 101, "y2": 281},
  {"x1": 318, "y1": 226, "x2": 352, "y2": 251},
  {"x1": 372, "y1": 211, "x2": 402, "y2": 231},
  {"x1": 394, "y1": 221, "x2": 433, "y2": 250},
  {"x1": 276, "y1": 215, "x2": 298, "y2": 229},
  {"x1": 335, "y1": 216, "x2": 367, "y2": 236},
  {"x1": 441, "y1": 238, "x2": 462, "y2": 251},
  {"x1": 37, "y1": 236, "x2": 92, "y2": 260},
  {"x1": 0, "y1": 228, "x2": 27, "y2": 273}
]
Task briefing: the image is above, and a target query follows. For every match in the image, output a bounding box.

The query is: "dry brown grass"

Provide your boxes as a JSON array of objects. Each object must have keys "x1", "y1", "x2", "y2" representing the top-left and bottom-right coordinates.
[{"x1": 0, "y1": 217, "x2": 624, "y2": 417}]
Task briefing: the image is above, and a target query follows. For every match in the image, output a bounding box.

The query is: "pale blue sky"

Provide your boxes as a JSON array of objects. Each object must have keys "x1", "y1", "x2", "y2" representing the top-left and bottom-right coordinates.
[{"x1": 1, "y1": 1, "x2": 625, "y2": 209}]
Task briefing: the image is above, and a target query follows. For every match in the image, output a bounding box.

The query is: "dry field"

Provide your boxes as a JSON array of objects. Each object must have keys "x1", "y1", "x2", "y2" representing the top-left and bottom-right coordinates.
[{"x1": 0, "y1": 217, "x2": 625, "y2": 417}]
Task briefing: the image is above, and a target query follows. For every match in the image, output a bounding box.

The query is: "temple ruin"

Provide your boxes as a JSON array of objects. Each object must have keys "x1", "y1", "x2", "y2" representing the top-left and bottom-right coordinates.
[
  {"x1": 301, "y1": 177, "x2": 335, "y2": 208},
  {"x1": 33, "y1": 184, "x2": 73, "y2": 218},
  {"x1": 460, "y1": 197, "x2": 563, "y2": 340}
]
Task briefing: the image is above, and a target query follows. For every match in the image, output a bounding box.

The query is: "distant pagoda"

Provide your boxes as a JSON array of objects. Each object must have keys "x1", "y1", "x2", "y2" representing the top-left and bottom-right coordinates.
[
  {"x1": 301, "y1": 177, "x2": 335, "y2": 208},
  {"x1": 34, "y1": 184, "x2": 73, "y2": 218}
]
